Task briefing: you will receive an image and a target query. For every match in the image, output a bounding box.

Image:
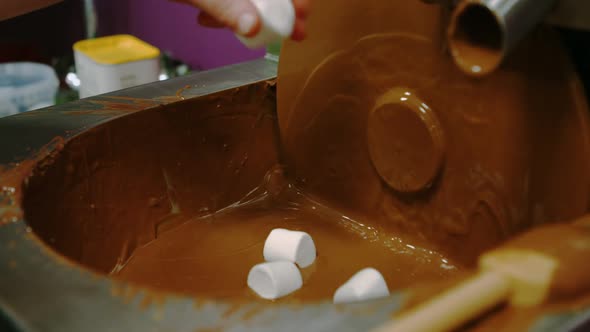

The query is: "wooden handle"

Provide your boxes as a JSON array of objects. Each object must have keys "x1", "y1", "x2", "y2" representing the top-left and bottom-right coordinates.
[{"x1": 373, "y1": 271, "x2": 511, "y2": 332}]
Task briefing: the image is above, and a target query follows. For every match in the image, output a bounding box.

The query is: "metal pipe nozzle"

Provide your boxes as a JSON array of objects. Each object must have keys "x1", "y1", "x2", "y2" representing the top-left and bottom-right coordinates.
[{"x1": 447, "y1": 0, "x2": 556, "y2": 77}]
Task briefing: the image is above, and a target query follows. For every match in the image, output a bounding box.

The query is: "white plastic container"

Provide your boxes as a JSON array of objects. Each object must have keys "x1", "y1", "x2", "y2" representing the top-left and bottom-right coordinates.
[
  {"x1": 0, "y1": 62, "x2": 59, "y2": 117},
  {"x1": 74, "y1": 34, "x2": 160, "y2": 98}
]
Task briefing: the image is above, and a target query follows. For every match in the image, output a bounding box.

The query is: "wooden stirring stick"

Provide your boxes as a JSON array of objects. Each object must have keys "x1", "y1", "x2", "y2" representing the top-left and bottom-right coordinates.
[
  {"x1": 374, "y1": 219, "x2": 590, "y2": 332},
  {"x1": 373, "y1": 270, "x2": 511, "y2": 332}
]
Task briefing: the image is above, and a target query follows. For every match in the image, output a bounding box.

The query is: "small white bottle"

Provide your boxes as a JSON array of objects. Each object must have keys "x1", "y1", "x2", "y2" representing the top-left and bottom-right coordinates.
[{"x1": 236, "y1": 0, "x2": 296, "y2": 49}]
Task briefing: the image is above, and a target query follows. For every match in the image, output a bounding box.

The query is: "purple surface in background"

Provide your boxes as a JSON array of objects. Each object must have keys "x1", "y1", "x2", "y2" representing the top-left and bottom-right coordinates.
[{"x1": 96, "y1": 0, "x2": 264, "y2": 71}]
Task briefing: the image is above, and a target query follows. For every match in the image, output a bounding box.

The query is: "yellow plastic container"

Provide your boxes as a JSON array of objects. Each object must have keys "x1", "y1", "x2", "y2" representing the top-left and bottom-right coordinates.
[{"x1": 73, "y1": 35, "x2": 160, "y2": 98}]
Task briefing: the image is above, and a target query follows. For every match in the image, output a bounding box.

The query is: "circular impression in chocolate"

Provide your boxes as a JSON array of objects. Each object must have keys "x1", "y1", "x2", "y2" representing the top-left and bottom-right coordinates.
[{"x1": 368, "y1": 87, "x2": 445, "y2": 193}]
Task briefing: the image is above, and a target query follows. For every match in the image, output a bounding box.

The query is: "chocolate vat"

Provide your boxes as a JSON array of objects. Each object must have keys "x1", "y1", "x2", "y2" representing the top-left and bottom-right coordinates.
[
  {"x1": 0, "y1": 60, "x2": 405, "y2": 332},
  {"x1": 0, "y1": 57, "x2": 589, "y2": 331}
]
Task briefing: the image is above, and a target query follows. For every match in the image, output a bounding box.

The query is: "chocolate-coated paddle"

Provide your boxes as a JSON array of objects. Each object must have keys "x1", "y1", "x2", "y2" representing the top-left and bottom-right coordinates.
[{"x1": 375, "y1": 217, "x2": 590, "y2": 332}]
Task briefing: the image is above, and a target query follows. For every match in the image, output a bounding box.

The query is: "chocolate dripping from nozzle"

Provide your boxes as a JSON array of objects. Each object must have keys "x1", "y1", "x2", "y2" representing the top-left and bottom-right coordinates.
[{"x1": 444, "y1": 0, "x2": 556, "y2": 77}]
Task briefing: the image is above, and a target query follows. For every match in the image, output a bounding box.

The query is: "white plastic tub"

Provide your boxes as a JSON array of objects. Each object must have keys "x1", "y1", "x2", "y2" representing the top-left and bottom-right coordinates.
[
  {"x1": 74, "y1": 35, "x2": 160, "y2": 98},
  {"x1": 0, "y1": 62, "x2": 59, "y2": 117}
]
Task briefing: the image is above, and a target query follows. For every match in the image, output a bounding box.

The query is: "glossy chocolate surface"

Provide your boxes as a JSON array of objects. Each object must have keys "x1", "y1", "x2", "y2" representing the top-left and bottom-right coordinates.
[
  {"x1": 16, "y1": 1, "x2": 590, "y2": 329},
  {"x1": 21, "y1": 83, "x2": 458, "y2": 302},
  {"x1": 278, "y1": 0, "x2": 590, "y2": 266}
]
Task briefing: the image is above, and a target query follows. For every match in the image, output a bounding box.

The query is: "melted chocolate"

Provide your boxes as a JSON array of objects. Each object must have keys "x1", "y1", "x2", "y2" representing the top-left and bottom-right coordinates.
[
  {"x1": 495, "y1": 219, "x2": 590, "y2": 302},
  {"x1": 115, "y1": 176, "x2": 458, "y2": 301},
  {"x1": 20, "y1": 83, "x2": 459, "y2": 302},
  {"x1": 23, "y1": 84, "x2": 281, "y2": 273},
  {"x1": 396, "y1": 220, "x2": 590, "y2": 330},
  {"x1": 273, "y1": 0, "x2": 590, "y2": 327},
  {"x1": 11, "y1": 0, "x2": 590, "y2": 329},
  {"x1": 278, "y1": 2, "x2": 590, "y2": 266}
]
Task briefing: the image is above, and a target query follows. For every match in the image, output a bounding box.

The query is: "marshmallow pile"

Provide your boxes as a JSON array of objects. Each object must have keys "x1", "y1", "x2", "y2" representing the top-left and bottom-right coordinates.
[
  {"x1": 247, "y1": 228, "x2": 390, "y2": 303},
  {"x1": 247, "y1": 228, "x2": 315, "y2": 300}
]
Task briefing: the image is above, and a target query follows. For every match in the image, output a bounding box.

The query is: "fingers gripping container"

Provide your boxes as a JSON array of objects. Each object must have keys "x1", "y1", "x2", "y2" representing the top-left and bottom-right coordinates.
[
  {"x1": 237, "y1": 0, "x2": 296, "y2": 48},
  {"x1": 0, "y1": 62, "x2": 59, "y2": 117},
  {"x1": 73, "y1": 34, "x2": 160, "y2": 98}
]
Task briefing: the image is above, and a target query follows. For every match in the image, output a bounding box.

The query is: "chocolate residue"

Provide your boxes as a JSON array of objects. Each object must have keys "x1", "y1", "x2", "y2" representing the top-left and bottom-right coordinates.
[
  {"x1": 275, "y1": 0, "x2": 590, "y2": 328},
  {"x1": 23, "y1": 84, "x2": 280, "y2": 273},
  {"x1": 8, "y1": 0, "x2": 590, "y2": 329},
  {"x1": 115, "y1": 167, "x2": 458, "y2": 302},
  {"x1": 279, "y1": 27, "x2": 590, "y2": 266},
  {"x1": 176, "y1": 85, "x2": 192, "y2": 100},
  {"x1": 20, "y1": 82, "x2": 459, "y2": 302},
  {"x1": 0, "y1": 136, "x2": 65, "y2": 226}
]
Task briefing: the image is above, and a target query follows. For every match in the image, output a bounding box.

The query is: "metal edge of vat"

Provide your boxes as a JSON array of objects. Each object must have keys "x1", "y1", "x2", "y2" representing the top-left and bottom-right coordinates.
[
  {"x1": 0, "y1": 58, "x2": 404, "y2": 332},
  {"x1": 0, "y1": 58, "x2": 588, "y2": 332}
]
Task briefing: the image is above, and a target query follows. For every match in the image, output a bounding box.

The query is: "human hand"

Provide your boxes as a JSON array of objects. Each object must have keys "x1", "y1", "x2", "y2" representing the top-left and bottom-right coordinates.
[{"x1": 173, "y1": 0, "x2": 310, "y2": 41}]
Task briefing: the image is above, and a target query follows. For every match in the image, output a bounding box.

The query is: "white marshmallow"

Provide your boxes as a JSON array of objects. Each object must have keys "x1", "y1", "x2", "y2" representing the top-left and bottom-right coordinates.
[
  {"x1": 333, "y1": 268, "x2": 390, "y2": 304},
  {"x1": 247, "y1": 261, "x2": 303, "y2": 300},
  {"x1": 263, "y1": 228, "x2": 316, "y2": 268},
  {"x1": 236, "y1": 0, "x2": 296, "y2": 49}
]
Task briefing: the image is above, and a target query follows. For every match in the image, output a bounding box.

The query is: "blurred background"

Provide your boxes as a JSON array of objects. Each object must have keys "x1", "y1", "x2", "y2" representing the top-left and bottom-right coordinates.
[
  {"x1": 0, "y1": 0, "x2": 268, "y2": 113},
  {"x1": 0, "y1": 0, "x2": 588, "y2": 116}
]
